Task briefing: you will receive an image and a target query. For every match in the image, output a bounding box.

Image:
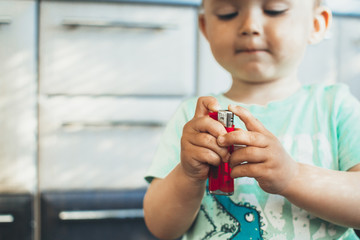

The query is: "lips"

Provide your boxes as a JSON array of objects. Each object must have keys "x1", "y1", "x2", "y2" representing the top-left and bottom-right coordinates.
[
  {"x1": 235, "y1": 42, "x2": 269, "y2": 54},
  {"x1": 235, "y1": 47, "x2": 268, "y2": 54}
]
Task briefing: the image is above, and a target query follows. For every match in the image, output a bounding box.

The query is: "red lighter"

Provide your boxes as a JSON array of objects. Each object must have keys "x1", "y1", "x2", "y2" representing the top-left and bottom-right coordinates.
[{"x1": 208, "y1": 110, "x2": 234, "y2": 196}]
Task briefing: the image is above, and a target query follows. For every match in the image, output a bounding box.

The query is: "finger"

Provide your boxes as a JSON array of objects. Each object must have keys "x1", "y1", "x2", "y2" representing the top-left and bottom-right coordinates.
[
  {"x1": 194, "y1": 96, "x2": 221, "y2": 118},
  {"x1": 217, "y1": 128, "x2": 269, "y2": 148},
  {"x1": 229, "y1": 146, "x2": 266, "y2": 167},
  {"x1": 230, "y1": 163, "x2": 264, "y2": 179},
  {"x1": 190, "y1": 116, "x2": 228, "y2": 137},
  {"x1": 189, "y1": 132, "x2": 230, "y2": 161},
  {"x1": 228, "y1": 104, "x2": 270, "y2": 134},
  {"x1": 183, "y1": 144, "x2": 222, "y2": 167}
]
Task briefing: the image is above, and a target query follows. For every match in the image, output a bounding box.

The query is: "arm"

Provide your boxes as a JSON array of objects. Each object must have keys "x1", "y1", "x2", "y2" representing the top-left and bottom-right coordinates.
[
  {"x1": 143, "y1": 97, "x2": 229, "y2": 239},
  {"x1": 281, "y1": 163, "x2": 360, "y2": 229},
  {"x1": 219, "y1": 104, "x2": 360, "y2": 229},
  {"x1": 144, "y1": 165, "x2": 206, "y2": 240}
]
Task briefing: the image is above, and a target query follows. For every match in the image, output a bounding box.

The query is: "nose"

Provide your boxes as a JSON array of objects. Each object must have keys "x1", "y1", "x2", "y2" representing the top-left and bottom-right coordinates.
[{"x1": 238, "y1": 11, "x2": 261, "y2": 36}]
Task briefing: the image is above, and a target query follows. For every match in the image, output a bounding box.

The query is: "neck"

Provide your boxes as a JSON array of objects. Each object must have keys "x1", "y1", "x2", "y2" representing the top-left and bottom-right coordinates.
[{"x1": 224, "y1": 75, "x2": 301, "y2": 105}]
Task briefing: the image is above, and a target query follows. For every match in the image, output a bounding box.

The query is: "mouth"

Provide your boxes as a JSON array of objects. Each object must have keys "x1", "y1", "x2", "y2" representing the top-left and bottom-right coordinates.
[{"x1": 235, "y1": 48, "x2": 268, "y2": 54}]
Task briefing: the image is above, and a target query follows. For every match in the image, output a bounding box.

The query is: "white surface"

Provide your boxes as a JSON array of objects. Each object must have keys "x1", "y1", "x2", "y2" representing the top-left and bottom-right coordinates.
[
  {"x1": 337, "y1": 17, "x2": 360, "y2": 99},
  {"x1": 39, "y1": 96, "x2": 183, "y2": 190},
  {"x1": 0, "y1": 1, "x2": 37, "y2": 193},
  {"x1": 39, "y1": 2, "x2": 197, "y2": 96}
]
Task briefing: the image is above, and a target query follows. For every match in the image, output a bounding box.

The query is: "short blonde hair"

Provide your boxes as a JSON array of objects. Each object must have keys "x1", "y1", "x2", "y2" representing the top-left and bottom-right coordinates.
[{"x1": 201, "y1": 0, "x2": 323, "y2": 7}]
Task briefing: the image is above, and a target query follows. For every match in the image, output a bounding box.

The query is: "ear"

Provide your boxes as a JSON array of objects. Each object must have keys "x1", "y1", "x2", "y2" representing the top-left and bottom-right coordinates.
[
  {"x1": 198, "y1": 13, "x2": 209, "y2": 40},
  {"x1": 308, "y1": 6, "x2": 332, "y2": 44}
]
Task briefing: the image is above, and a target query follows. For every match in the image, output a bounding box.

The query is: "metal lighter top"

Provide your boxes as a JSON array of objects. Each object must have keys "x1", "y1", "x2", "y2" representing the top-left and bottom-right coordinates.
[{"x1": 218, "y1": 110, "x2": 234, "y2": 128}]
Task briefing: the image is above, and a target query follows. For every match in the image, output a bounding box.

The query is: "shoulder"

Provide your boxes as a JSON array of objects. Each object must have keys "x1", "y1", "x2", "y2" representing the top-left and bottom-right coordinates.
[
  {"x1": 303, "y1": 83, "x2": 357, "y2": 107},
  {"x1": 322, "y1": 83, "x2": 352, "y2": 100},
  {"x1": 307, "y1": 83, "x2": 360, "y2": 125},
  {"x1": 304, "y1": 83, "x2": 350, "y2": 98}
]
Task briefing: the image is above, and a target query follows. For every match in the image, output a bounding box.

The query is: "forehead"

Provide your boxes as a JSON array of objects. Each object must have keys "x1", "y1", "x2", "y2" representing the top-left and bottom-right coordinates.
[{"x1": 202, "y1": 0, "x2": 319, "y2": 6}]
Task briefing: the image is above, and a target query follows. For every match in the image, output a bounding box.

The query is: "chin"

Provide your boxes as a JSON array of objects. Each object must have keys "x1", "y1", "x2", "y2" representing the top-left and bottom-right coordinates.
[{"x1": 232, "y1": 70, "x2": 277, "y2": 84}]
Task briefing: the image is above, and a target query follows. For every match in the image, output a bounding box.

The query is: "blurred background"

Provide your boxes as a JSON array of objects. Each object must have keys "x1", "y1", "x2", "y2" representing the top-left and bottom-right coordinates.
[{"x1": 0, "y1": 0, "x2": 360, "y2": 239}]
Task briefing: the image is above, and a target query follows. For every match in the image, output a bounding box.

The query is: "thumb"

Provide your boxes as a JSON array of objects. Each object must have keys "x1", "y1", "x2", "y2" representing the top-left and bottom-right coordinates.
[
  {"x1": 194, "y1": 96, "x2": 220, "y2": 118},
  {"x1": 228, "y1": 104, "x2": 270, "y2": 134}
]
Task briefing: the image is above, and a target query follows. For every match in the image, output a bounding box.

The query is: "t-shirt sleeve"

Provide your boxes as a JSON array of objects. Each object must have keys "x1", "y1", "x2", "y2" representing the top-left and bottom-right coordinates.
[
  {"x1": 145, "y1": 98, "x2": 197, "y2": 183},
  {"x1": 335, "y1": 85, "x2": 360, "y2": 171}
]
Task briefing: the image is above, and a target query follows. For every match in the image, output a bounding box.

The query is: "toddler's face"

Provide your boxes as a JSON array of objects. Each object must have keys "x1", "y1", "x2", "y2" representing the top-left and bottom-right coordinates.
[{"x1": 200, "y1": 0, "x2": 318, "y2": 83}]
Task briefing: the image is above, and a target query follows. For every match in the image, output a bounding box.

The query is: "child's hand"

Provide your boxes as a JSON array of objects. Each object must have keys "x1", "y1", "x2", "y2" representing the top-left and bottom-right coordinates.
[
  {"x1": 180, "y1": 97, "x2": 230, "y2": 181},
  {"x1": 218, "y1": 104, "x2": 299, "y2": 195}
]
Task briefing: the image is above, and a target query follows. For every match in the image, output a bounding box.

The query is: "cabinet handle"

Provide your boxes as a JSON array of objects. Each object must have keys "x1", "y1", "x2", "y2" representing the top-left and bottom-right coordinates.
[
  {"x1": 61, "y1": 19, "x2": 177, "y2": 31},
  {"x1": 0, "y1": 17, "x2": 11, "y2": 25},
  {"x1": 61, "y1": 121, "x2": 164, "y2": 129},
  {"x1": 0, "y1": 214, "x2": 14, "y2": 223},
  {"x1": 59, "y1": 209, "x2": 144, "y2": 221}
]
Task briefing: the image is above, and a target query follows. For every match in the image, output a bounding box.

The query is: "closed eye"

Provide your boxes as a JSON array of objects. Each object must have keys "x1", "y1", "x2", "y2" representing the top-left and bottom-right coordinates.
[
  {"x1": 264, "y1": 9, "x2": 288, "y2": 16},
  {"x1": 217, "y1": 12, "x2": 238, "y2": 20}
]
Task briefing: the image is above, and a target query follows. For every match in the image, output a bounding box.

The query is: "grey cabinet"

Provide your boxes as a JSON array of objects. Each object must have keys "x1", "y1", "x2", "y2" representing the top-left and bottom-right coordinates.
[
  {"x1": 38, "y1": 1, "x2": 198, "y2": 192},
  {"x1": 0, "y1": 194, "x2": 33, "y2": 240},
  {"x1": 37, "y1": 1, "x2": 198, "y2": 239},
  {"x1": 39, "y1": 1, "x2": 197, "y2": 96},
  {"x1": 0, "y1": 0, "x2": 37, "y2": 194},
  {"x1": 40, "y1": 189, "x2": 156, "y2": 240},
  {"x1": 0, "y1": 2, "x2": 37, "y2": 239},
  {"x1": 38, "y1": 96, "x2": 182, "y2": 190}
]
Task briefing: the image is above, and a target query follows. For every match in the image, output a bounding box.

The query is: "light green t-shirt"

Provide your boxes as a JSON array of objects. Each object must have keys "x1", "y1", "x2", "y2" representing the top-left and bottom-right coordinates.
[{"x1": 145, "y1": 84, "x2": 360, "y2": 240}]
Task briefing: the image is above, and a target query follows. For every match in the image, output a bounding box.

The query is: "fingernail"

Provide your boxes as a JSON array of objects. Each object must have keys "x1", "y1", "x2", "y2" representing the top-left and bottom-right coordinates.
[
  {"x1": 217, "y1": 135, "x2": 225, "y2": 145},
  {"x1": 223, "y1": 153, "x2": 231, "y2": 163},
  {"x1": 213, "y1": 103, "x2": 221, "y2": 112}
]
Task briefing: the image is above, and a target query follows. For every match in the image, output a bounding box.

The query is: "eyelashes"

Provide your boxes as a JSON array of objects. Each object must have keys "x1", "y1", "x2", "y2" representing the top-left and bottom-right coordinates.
[
  {"x1": 217, "y1": 12, "x2": 238, "y2": 20},
  {"x1": 264, "y1": 9, "x2": 288, "y2": 16},
  {"x1": 216, "y1": 9, "x2": 288, "y2": 21}
]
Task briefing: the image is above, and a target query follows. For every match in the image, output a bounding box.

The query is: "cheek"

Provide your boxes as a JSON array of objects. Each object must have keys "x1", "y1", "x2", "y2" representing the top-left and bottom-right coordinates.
[
  {"x1": 207, "y1": 26, "x2": 234, "y2": 56},
  {"x1": 268, "y1": 22, "x2": 310, "y2": 60}
]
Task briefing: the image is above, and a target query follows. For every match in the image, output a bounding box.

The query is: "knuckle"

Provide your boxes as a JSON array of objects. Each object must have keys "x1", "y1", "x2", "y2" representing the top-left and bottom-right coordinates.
[
  {"x1": 266, "y1": 148, "x2": 278, "y2": 162},
  {"x1": 203, "y1": 150, "x2": 220, "y2": 165},
  {"x1": 198, "y1": 96, "x2": 212, "y2": 107},
  {"x1": 198, "y1": 96, "x2": 207, "y2": 102},
  {"x1": 237, "y1": 130, "x2": 248, "y2": 143},
  {"x1": 243, "y1": 146, "x2": 255, "y2": 156},
  {"x1": 249, "y1": 132, "x2": 259, "y2": 144},
  {"x1": 220, "y1": 147, "x2": 229, "y2": 157},
  {"x1": 183, "y1": 121, "x2": 193, "y2": 132},
  {"x1": 196, "y1": 133, "x2": 212, "y2": 146},
  {"x1": 262, "y1": 163, "x2": 274, "y2": 177},
  {"x1": 204, "y1": 133, "x2": 215, "y2": 145}
]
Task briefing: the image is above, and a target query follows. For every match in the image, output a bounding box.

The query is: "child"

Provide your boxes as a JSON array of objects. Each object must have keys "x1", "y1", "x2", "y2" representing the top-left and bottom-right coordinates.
[{"x1": 144, "y1": 0, "x2": 360, "y2": 239}]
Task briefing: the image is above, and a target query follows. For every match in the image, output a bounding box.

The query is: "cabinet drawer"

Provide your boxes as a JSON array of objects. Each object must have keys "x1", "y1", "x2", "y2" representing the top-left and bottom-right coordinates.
[
  {"x1": 0, "y1": 1, "x2": 37, "y2": 193},
  {"x1": 41, "y1": 189, "x2": 157, "y2": 240},
  {"x1": 39, "y1": 96, "x2": 182, "y2": 190},
  {"x1": 0, "y1": 194, "x2": 33, "y2": 240},
  {"x1": 39, "y1": 1, "x2": 197, "y2": 96}
]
